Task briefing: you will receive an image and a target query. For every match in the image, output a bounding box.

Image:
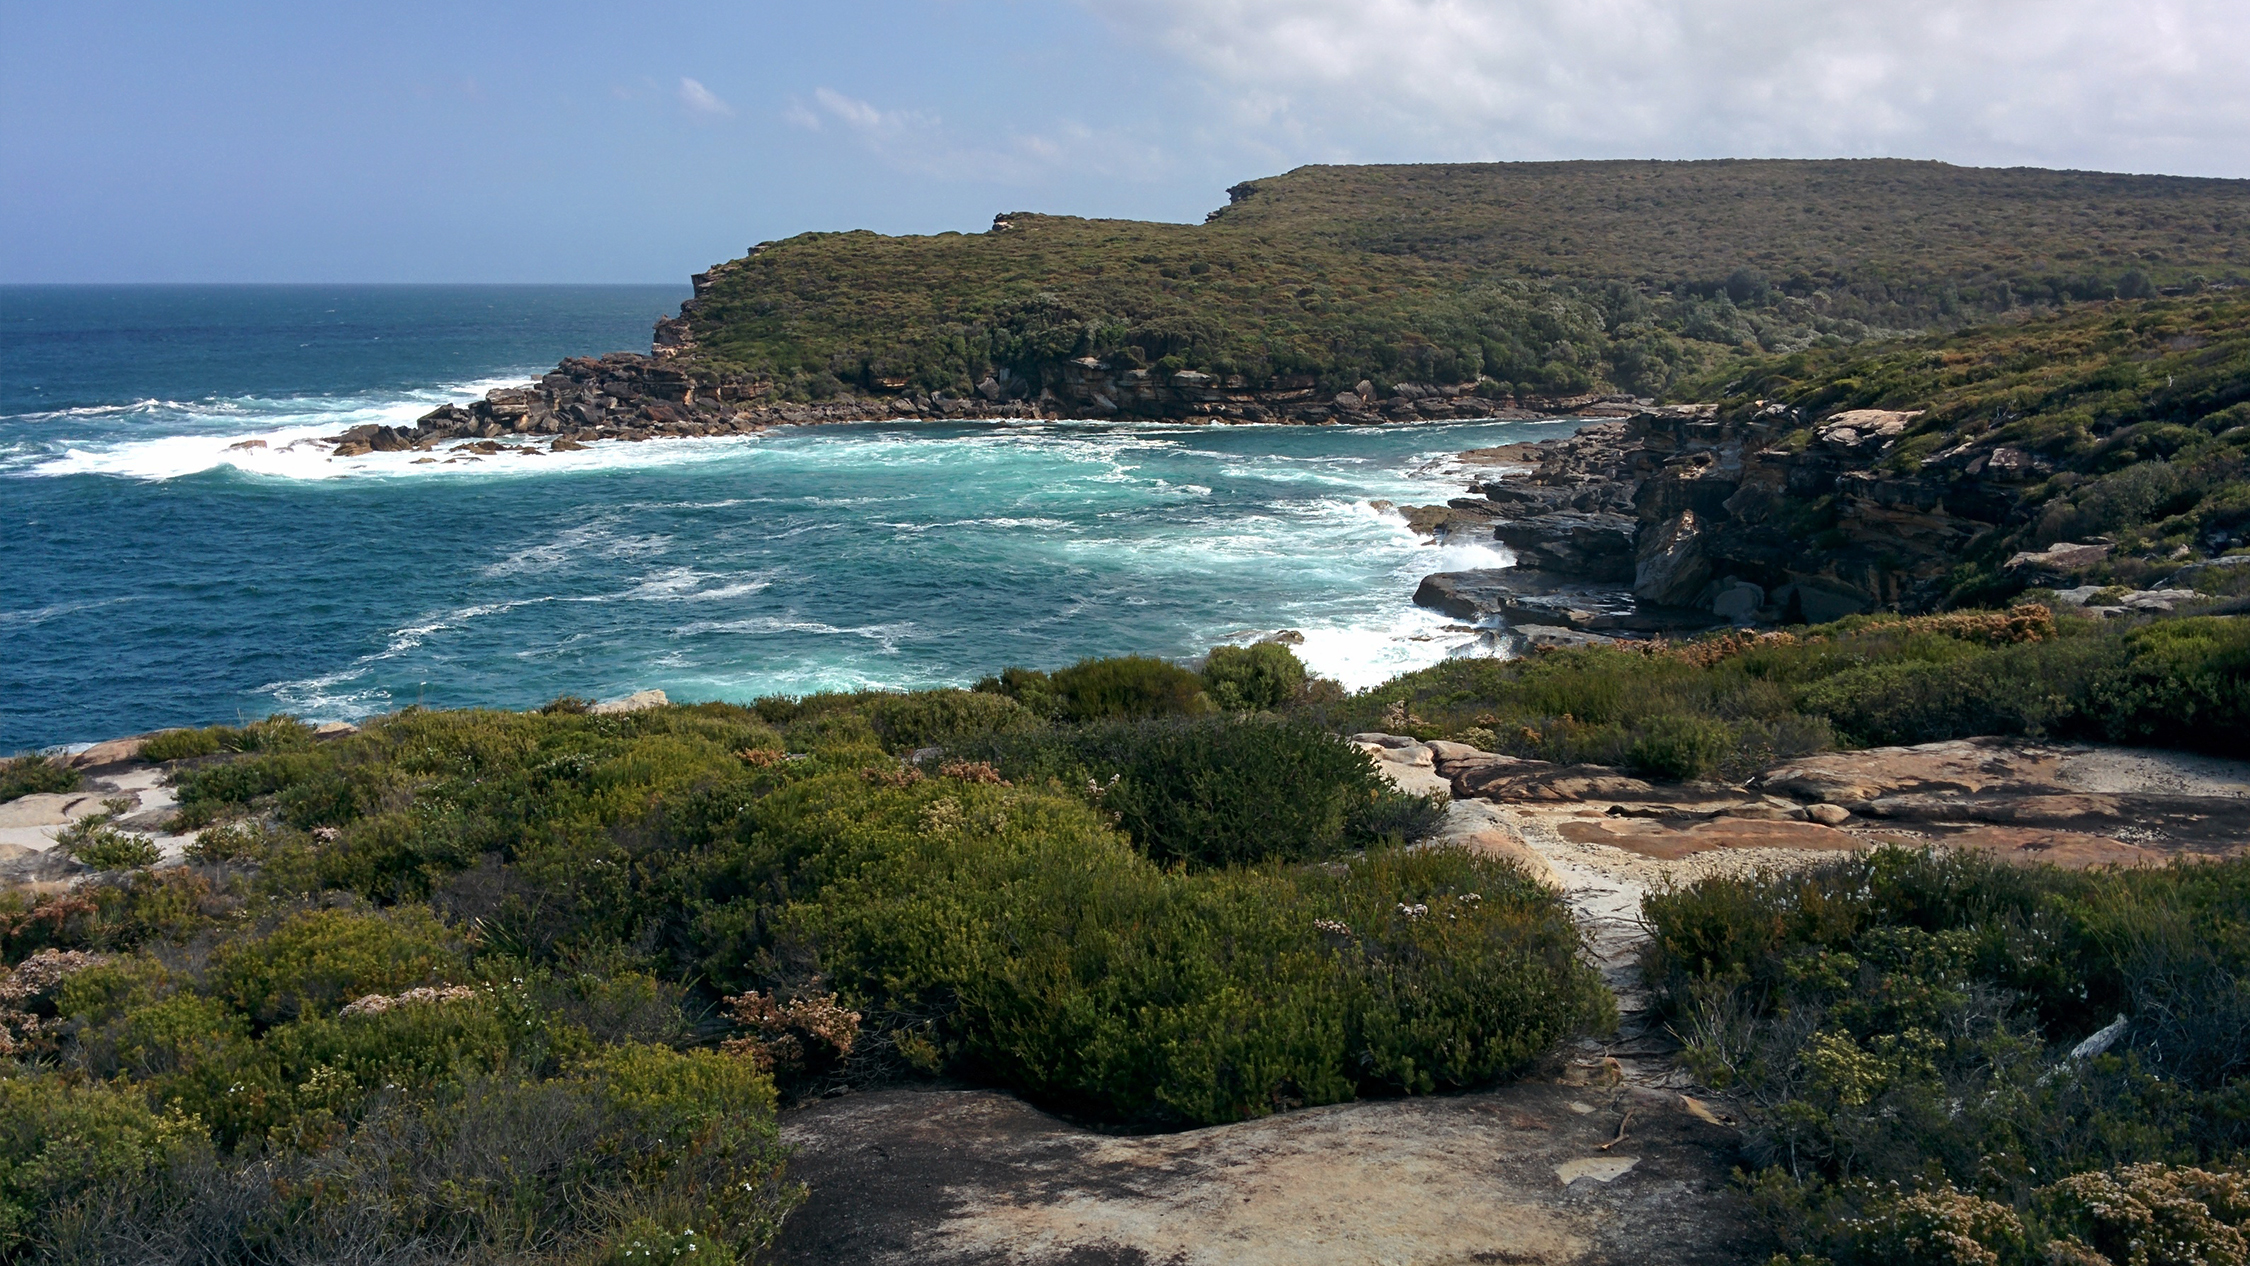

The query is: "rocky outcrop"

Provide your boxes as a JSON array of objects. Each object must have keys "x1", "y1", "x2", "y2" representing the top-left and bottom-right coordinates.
[
  {"x1": 326, "y1": 353, "x2": 1037, "y2": 455},
  {"x1": 321, "y1": 283, "x2": 1660, "y2": 458},
  {"x1": 1414, "y1": 733, "x2": 2250, "y2": 867},
  {"x1": 1412, "y1": 396, "x2": 2229, "y2": 626},
  {"x1": 1411, "y1": 569, "x2": 1719, "y2": 637},
  {"x1": 772, "y1": 1083, "x2": 1762, "y2": 1266}
]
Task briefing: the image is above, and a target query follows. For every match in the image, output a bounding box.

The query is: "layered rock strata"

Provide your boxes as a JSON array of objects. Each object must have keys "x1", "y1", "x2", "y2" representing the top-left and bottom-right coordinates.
[
  {"x1": 1410, "y1": 401, "x2": 2223, "y2": 627},
  {"x1": 324, "y1": 340, "x2": 1656, "y2": 457}
]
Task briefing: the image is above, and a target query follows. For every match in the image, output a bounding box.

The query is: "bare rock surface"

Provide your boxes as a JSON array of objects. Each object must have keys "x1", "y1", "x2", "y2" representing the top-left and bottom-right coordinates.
[
  {"x1": 772, "y1": 1083, "x2": 1762, "y2": 1266},
  {"x1": 589, "y1": 688, "x2": 669, "y2": 714},
  {"x1": 0, "y1": 749, "x2": 196, "y2": 887}
]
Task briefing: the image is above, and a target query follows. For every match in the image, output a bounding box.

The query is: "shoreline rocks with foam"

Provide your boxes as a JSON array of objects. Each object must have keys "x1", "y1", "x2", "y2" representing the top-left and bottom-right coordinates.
[
  {"x1": 322, "y1": 347, "x2": 1659, "y2": 459},
  {"x1": 1405, "y1": 401, "x2": 2242, "y2": 631}
]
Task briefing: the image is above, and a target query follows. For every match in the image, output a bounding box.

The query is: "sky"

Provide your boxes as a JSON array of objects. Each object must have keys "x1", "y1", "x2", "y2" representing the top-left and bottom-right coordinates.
[{"x1": 4, "y1": 0, "x2": 2248, "y2": 283}]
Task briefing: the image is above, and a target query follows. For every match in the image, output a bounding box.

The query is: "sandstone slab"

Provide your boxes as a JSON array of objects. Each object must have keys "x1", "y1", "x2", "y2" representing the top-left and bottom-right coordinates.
[
  {"x1": 771, "y1": 1083, "x2": 1762, "y2": 1266},
  {"x1": 1555, "y1": 816, "x2": 1868, "y2": 860}
]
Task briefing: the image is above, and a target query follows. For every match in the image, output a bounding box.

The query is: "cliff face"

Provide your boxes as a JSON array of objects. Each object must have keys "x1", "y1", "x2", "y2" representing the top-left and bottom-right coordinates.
[
  {"x1": 1426, "y1": 413, "x2": 2222, "y2": 629},
  {"x1": 1433, "y1": 403, "x2": 2094, "y2": 624},
  {"x1": 1497, "y1": 405, "x2": 2023, "y2": 621},
  {"x1": 1417, "y1": 296, "x2": 2250, "y2": 627}
]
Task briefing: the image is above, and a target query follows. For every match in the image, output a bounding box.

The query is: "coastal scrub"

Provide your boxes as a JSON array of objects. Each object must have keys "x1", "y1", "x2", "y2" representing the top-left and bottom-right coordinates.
[{"x1": 0, "y1": 665, "x2": 1614, "y2": 1254}]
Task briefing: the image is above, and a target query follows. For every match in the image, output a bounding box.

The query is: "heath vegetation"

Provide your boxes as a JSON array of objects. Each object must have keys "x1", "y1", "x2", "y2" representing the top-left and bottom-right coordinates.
[{"x1": 0, "y1": 649, "x2": 1607, "y2": 1262}]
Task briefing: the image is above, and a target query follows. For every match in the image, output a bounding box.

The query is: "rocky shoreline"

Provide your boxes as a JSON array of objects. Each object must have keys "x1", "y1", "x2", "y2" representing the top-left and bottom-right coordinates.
[
  {"x1": 322, "y1": 351, "x2": 1650, "y2": 456},
  {"x1": 319, "y1": 295, "x2": 1657, "y2": 456},
  {"x1": 1402, "y1": 403, "x2": 2238, "y2": 638}
]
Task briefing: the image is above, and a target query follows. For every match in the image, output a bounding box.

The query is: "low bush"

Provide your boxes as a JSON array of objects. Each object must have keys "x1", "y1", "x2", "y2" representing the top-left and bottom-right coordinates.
[
  {"x1": 9, "y1": 1053, "x2": 797, "y2": 1265},
  {"x1": 0, "y1": 756, "x2": 77, "y2": 806},
  {"x1": 1322, "y1": 607, "x2": 2250, "y2": 773},
  {"x1": 1044, "y1": 655, "x2": 1211, "y2": 721},
  {"x1": 0, "y1": 683, "x2": 1607, "y2": 1265},
  {"x1": 2083, "y1": 616, "x2": 2250, "y2": 747},
  {"x1": 1203, "y1": 642, "x2": 1308, "y2": 711},
  {"x1": 863, "y1": 688, "x2": 1041, "y2": 751},
  {"x1": 956, "y1": 715, "x2": 1443, "y2": 866},
  {"x1": 1624, "y1": 714, "x2": 1735, "y2": 781},
  {"x1": 1642, "y1": 848, "x2": 2250, "y2": 1262},
  {"x1": 705, "y1": 773, "x2": 1606, "y2": 1126},
  {"x1": 139, "y1": 717, "x2": 316, "y2": 764},
  {"x1": 207, "y1": 905, "x2": 465, "y2": 1027},
  {"x1": 53, "y1": 802, "x2": 159, "y2": 872}
]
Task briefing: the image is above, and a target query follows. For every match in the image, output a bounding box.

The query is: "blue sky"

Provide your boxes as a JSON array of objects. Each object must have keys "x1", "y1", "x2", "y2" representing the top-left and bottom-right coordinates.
[{"x1": 6, "y1": 0, "x2": 2247, "y2": 283}]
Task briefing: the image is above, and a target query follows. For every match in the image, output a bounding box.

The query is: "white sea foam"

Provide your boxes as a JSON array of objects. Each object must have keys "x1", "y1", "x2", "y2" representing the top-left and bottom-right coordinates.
[
  {"x1": 607, "y1": 567, "x2": 779, "y2": 602},
  {"x1": 674, "y1": 616, "x2": 917, "y2": 653},
  {"x1": 14, "y1": 372, "x2": 541, "y2": 481},
  {"x1": 210, "y1": 411, "x2": 1572, "y2": 721},
  {"x1": 0, "y1": 596, "x2": 138, "y2": 628},
  {"x1": 1291, "y1": 611, "x2": 1500, "y2": 692},
  {"x1": 482, "y1": 520, "x2": 676, "y2": 578}
]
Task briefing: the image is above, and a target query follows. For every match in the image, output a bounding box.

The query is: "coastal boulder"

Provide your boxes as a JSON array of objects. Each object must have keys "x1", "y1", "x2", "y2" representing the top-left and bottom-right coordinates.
[
  {"x1": 1411, "y1": 569, "x2": 1595, "y2": 619},
  {"x1": 1633, "y1": 511, "x2": 1712, "y2": 607},
  {"x1": 590, "y1": 689, "x2": 668, "y2": 715},
  {"x1": 2005, "y1": 541, "x2": 2112, "y2": 578},
  {"x1": 1816, "y1": 409, "x2": 1917, "y2": 452},
  {"x1": 1491, "y1": 513, "x2": 1637, "y2": 581}
]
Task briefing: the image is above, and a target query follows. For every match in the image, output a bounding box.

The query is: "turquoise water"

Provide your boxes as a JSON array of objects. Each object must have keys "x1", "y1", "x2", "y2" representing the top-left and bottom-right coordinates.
[{"x1": 1, "y1": 286, "x2": 1586, "y2": 750}]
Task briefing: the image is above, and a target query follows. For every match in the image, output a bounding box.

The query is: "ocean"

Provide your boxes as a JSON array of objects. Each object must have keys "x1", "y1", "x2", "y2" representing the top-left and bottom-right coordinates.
[{"x1": 0, "y1": 285, "x2": 1585, "y2": 751}]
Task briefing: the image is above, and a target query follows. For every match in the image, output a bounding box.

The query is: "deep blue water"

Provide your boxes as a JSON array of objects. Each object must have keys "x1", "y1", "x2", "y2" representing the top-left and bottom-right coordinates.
[{"x1": 1, "y1": 285, "x2": 1579, "y2": 751}]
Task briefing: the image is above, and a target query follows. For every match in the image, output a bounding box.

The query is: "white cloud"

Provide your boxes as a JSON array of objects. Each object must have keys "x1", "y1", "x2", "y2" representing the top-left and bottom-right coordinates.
[
  {"x1": 677, "y1": 77, "x2": 734, "y2": 119},
  {"x1": 790, "y1": 87, "x2": 941, "y2": 141},
  {"x1": 1090, "y1": 0, "x2": 2250, "y2": 176},
  {"x1": 786, "y1": 87, "x2": 1169, "y2": 184}
]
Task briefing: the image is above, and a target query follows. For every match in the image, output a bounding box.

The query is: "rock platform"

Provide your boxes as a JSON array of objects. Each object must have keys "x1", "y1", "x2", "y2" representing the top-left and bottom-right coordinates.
[{"x1": 774, "y1": 1081, "x2": 1758, "y2": 1266}]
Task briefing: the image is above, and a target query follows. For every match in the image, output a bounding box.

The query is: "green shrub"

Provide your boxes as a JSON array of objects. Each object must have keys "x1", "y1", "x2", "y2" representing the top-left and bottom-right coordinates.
[
  {"x1": 782, "y1": 709, "x2": 883, "y2": 753},
  {"x1": 140, "y1": 716, "x2": 316, "y2": 763},
  {"x1": 604, "y1": 1221, "x2": 741, "y2": 1265},
  {"x1": 0, "y1": 1073, "x2": 199, "y2": 1254},
  {"x1": 54, "y1": 801, "x2": 161, "y2": 871},
  {"x1": 1624, "y1": 714, "x2": 1734, "y2": 781},
  {"x1": 1203, "y1": 642, "x2": 1308, "y2": 711},
  {"x1": 719, "y1": 772, "x2": 1606, "y2": 1126},
  {"x1": 1642, "y1": 848, "x2": 2250, "y2": 1260},
  {"x1": 138, "y1": 727, "x2": 224, "y2": 762},
  {"x1": 971, "y1": 666, "x2": 1060, "y2": 718},
  {"x1": 1318, "y1": 610, "x2": 2249, "y2": 772},
  {"x1": 0, "y1": 755, "x2": 78, "y2": 805},
  {"x1": 209, "y1": 906, "x2": 465, "y2": 1026},
  {"x1": 960, "y1": 716, "x2": 1439, "y2": 866},
  {"x1": 863, "y1": 688, "x2": 1041, "y2": 751},
  {"x1": 1799, "y1": 636, "x2": 2118, "y2": 747},
  {"x1": 0, "y1": 686, "x2": 1620, "y2": 1248},
  {"x1": 1048, "y1": 655, "x2": 1210, "y2": 722},
  {"x1": 59, "y1": 826, "x2": 160, "y2": 872},
  {"x1": 19, "y1": 1065, "x2": 798, "y2": 1266},
  {"x1": 2085, "y1": 616, "x2": 2250, "y2": 750}
]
